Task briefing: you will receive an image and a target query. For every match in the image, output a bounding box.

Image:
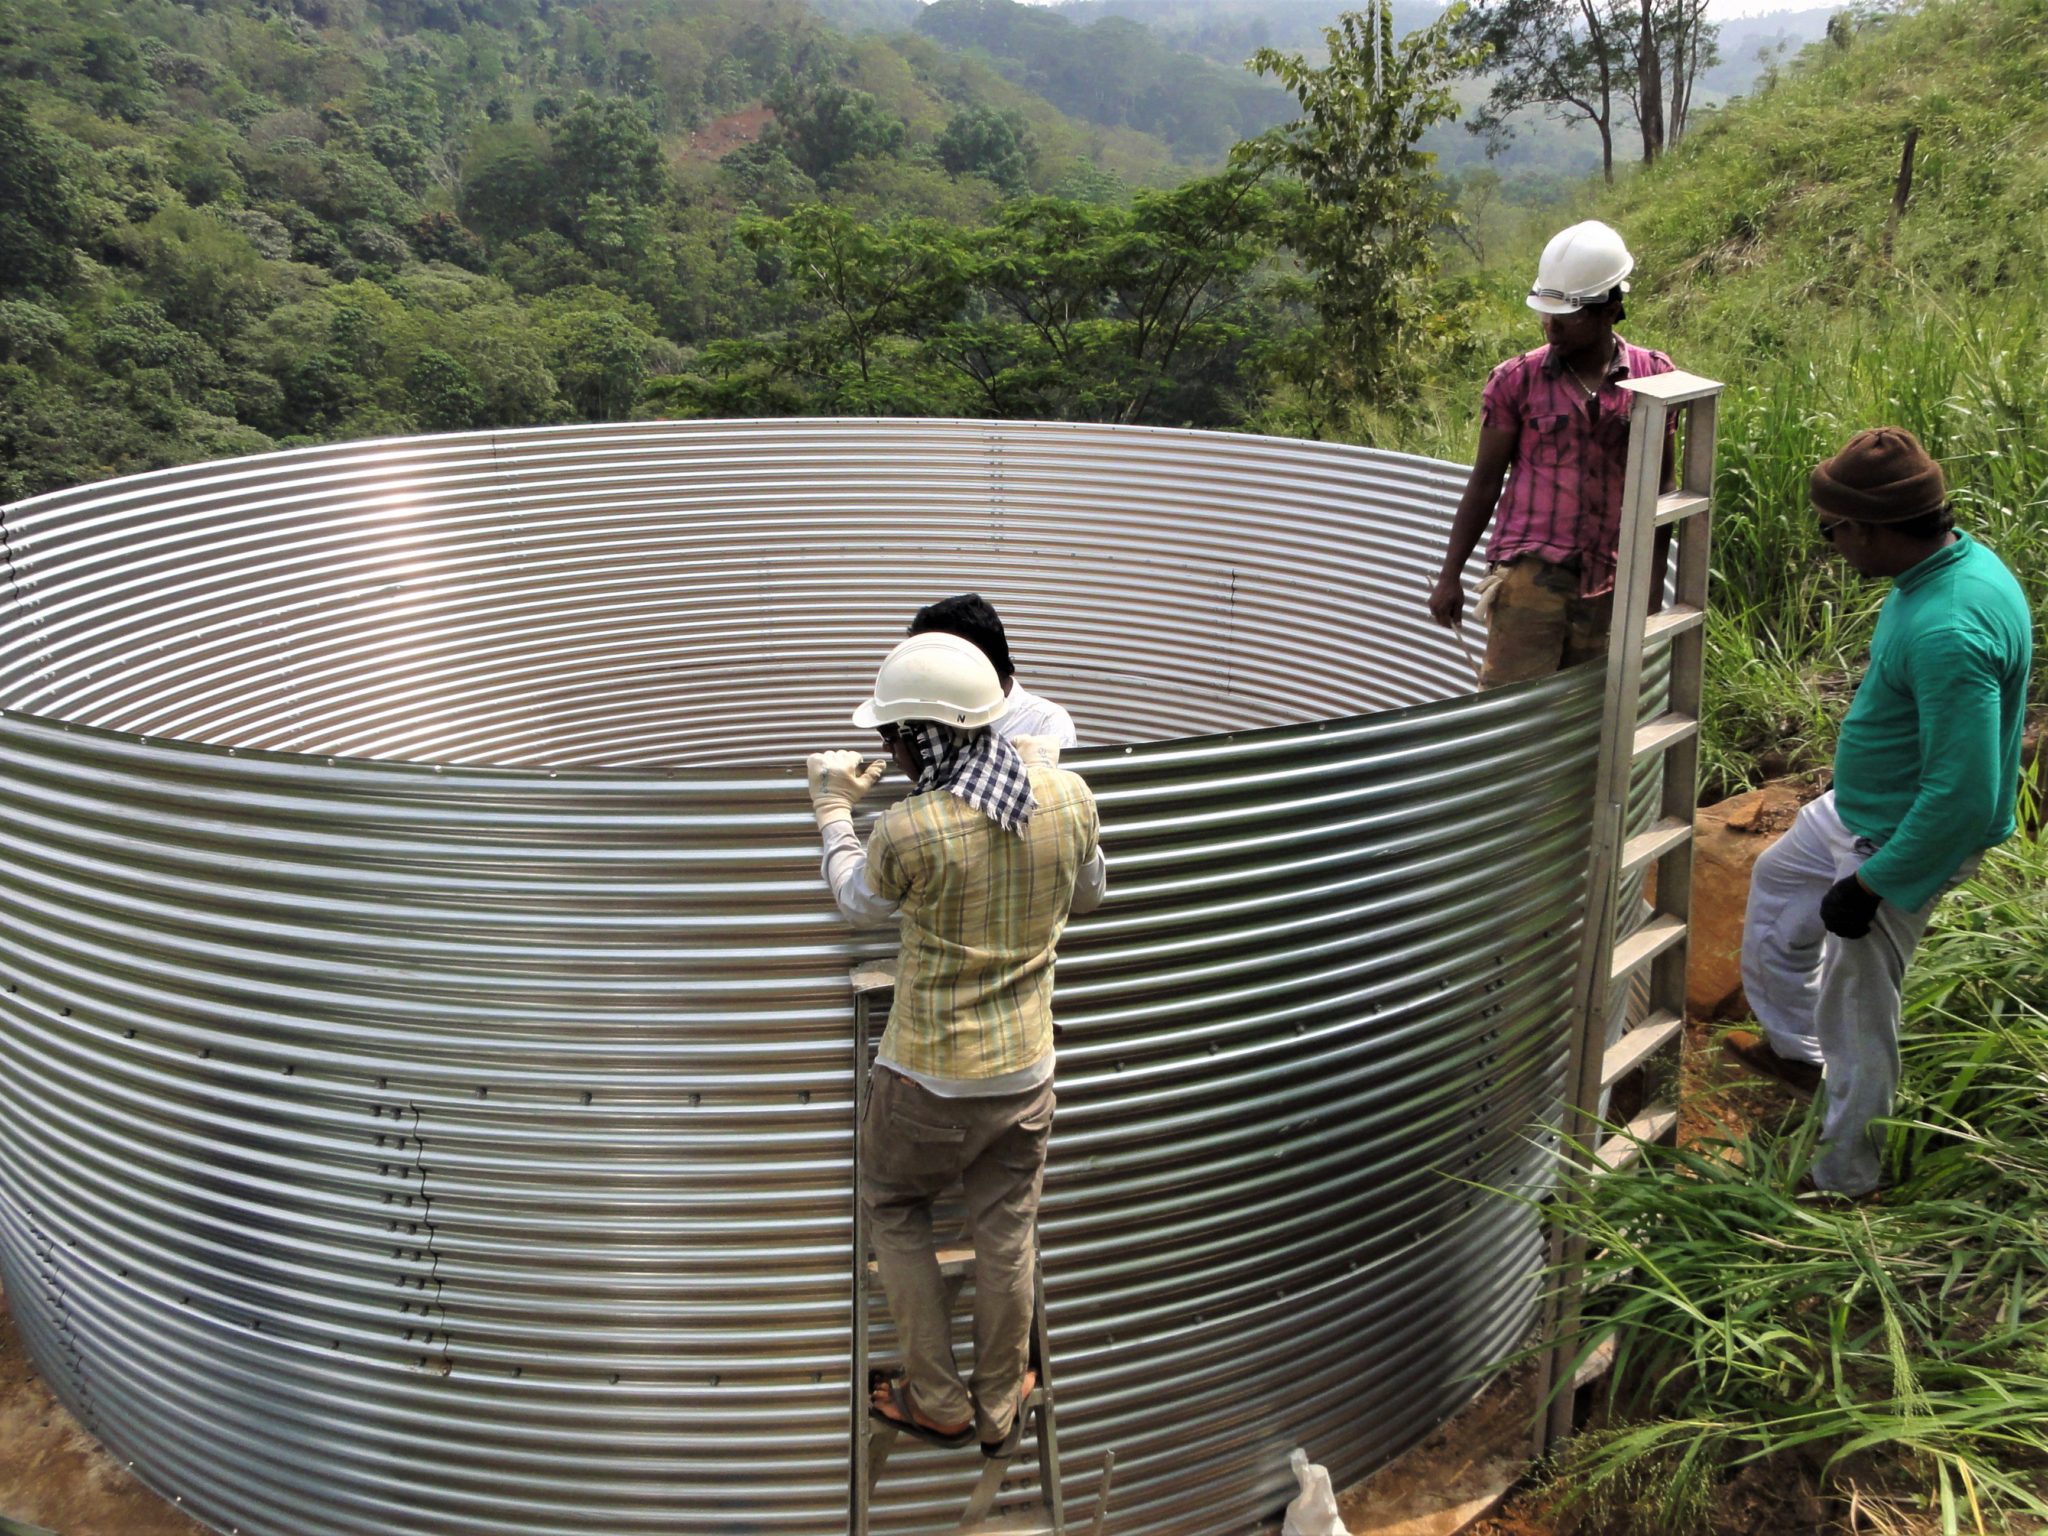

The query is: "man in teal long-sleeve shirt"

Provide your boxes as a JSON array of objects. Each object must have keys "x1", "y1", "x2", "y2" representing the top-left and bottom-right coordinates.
[{"x1": 1726, "y1": 427, "x2": 2033, "y2": 1198}]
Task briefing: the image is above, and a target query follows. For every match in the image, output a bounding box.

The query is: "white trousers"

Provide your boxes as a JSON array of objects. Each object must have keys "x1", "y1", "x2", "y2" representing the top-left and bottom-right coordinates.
[{"x1": 1739, "y1": 792, "x2": 1973, "y2": 1197}]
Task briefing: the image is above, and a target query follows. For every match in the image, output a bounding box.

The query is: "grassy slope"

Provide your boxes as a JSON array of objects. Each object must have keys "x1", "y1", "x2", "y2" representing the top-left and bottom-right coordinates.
[
  {"x1": 1438, "y1": 13, "x2": 2048, "y2": 1530},
  {"x1": 1402, "y1": 0, "x2": 2048, "y2": 796}
]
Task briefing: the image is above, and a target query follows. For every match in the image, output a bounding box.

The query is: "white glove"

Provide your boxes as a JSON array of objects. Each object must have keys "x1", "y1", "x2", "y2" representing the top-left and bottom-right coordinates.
[
  {"x1": 806, "y1": 751, "x2": 887, "y2": 829},
  {"x1": 1011, "y1": 734, "x2": 1060, "y2": 769}
]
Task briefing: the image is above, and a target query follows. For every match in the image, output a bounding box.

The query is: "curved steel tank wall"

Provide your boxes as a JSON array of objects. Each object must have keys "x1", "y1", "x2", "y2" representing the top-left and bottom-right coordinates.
[{"x1": 0, "y1": 421, "x2": 1606, "y2": 1535}]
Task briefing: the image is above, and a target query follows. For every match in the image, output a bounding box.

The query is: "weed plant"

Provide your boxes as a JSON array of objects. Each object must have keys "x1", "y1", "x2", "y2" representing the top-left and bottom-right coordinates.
[{"x1": 1538, "y1": 825, "x2": 2048, "y2": 1536}]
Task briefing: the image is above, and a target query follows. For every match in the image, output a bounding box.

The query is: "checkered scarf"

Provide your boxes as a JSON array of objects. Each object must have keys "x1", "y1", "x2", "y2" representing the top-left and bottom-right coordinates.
[{"x1": 910, "y1": 722, "x2": 1035, "y2": 834}]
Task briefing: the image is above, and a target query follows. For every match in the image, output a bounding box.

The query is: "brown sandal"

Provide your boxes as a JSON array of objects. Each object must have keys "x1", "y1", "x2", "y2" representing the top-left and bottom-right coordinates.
[
  {"x1": 980, "y1": 1369, "x2": 1039, "y2": 1458},
  {"x1": 868, "y1": 1370, "x2": 974, "y2": 1449}
]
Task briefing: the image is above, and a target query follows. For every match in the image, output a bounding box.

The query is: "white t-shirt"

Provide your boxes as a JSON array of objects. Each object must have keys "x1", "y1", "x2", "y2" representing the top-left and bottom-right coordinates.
[{"x1": 993, "y1": 681, "x2": 1077, "y2": 748}]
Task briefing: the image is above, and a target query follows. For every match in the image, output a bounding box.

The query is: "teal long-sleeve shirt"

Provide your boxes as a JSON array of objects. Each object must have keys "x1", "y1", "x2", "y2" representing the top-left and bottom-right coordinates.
[{"x1": 1835, "y1": 532, "x2": 2033, "y2": 912}]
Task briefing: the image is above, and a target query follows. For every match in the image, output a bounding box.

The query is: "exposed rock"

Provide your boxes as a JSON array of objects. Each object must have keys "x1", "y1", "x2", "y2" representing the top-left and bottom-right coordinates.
[{"x1": 1688, "y1": 781, "x2": 1816, "y2": 1020}]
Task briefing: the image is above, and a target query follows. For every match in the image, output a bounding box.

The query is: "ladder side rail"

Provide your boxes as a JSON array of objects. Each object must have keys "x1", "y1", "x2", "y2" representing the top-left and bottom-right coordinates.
[
  {"x1": 1034, "y1": 1257, "x2": 1067, "y2": 1533},
  {"x1": 1542, "y1": 388, "x2": 1674, "y2": 1449},
  {"x1": 1648, "y1": 394, "x2": 1717, "y2": 1029},
  {"x1": 1572, "y1": 391, "x2": 1671, "y2": 1139},
  {"x1": 852, "y1": 981, "x2": 877, "y2": 1536}
]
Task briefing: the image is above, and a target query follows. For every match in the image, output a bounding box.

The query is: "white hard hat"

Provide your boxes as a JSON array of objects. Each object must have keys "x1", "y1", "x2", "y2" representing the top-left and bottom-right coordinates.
[
  {"x1": 853, "y1": 632, "x2": 1006, "y2": 730},
  {"x1": 1527, "y1": 220, "x2": 1634, "y2": 314}
]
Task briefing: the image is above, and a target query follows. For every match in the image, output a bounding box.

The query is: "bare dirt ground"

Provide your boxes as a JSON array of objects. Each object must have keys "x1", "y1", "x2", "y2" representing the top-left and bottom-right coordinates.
[
  {"x1": 677, "y1": 104, "x2": 773, "y2": 163},
  {"x1": 0, "y1": 1280, "x2": 207, "y2": 1536}
]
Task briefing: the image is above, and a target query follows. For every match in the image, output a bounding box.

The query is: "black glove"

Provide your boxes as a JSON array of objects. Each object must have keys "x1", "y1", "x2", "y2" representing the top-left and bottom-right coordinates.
[{"x1": 1819, "y1": 872, "x2": 1883, "y2": 939}]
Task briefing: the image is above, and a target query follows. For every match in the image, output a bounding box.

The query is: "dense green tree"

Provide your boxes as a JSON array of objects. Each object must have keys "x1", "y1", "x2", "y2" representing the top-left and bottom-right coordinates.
[
  {"x1": 0, "y1": 90, "x2": 79, "y2": 295},
  {"x1": 740, "y1": 205, "x2": 969, "y2": 409},
  {"x1": 718, "y1": 142, "x2": 819, "y2": 214},
  {"x1": 411, "y1": 210, "x2": 487, "y2": 268},
  {"x1": 0, "y1": 300, "x2": 69, "y2": 365},
  {"x1": 765, "y1": 77, "x2": 907, "y2": 183},
  {"x1": 90, "y1": 302, "x2": 223, "y2": 399},
  {"x1": 491, "y1": 230, "x2": 595, "y2": 294},
  {"x1": 458, "y1": 125, "x2": 554, "y2": 243},
  {"x1": 934, "y1": 107, "x2": 1034, "y2": 194},
  {"x1": 1241, "y1": 2, "x2": 1481, "y2": 418},
  {"x1": 405, "y1": 346, "x2": 488, "y2": 429},
  {"x1": 946, "y1": 170, "x2": 1276, "y2": 421},
  {"x1": 688, "y1": 172, "x2": 1276, "y2": 424},
  {"x1": 549, "y1": 310, "x2": 658, "y2": 419},
  {"x1": 0, "y1": 0, "x2": 1326, "y2": 493},
  {"x1": 78, "y1": 29, "x2": 162, "y2": 122},
  {"x1": 1456, "y1": 0, "x2": 1622, "y2": 181},
  {"x1": 547, "y1": 93, "x2": 668, "y2": 215},
  {"x1": 121, "y1": 207, "x2": 278, "y2": 344}
]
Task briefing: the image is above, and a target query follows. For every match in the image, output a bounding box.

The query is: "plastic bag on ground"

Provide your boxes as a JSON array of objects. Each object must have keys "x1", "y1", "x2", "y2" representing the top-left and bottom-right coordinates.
[{"x1": 1281, "y1": 1447, "x2": 1351, "y2": 1536}]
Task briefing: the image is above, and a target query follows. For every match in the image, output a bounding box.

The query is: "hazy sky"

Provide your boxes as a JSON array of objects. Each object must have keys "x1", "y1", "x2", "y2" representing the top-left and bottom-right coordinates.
[{"x1": 998, "y1": 0, "x2": 1826, "y2": 17}]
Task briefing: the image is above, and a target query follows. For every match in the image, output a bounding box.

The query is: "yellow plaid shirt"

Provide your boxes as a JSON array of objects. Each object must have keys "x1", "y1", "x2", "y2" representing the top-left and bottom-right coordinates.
[{"x1": 866, "y1": 764, "x2": 1100, "y2": 1082}]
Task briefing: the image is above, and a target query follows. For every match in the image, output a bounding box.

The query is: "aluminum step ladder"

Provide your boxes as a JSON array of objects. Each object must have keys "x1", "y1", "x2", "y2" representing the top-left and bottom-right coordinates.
[
  {"x1": 1542, "y1": 369, "x2": 1724, "y2": 1448},
  {"x1": 851, "y1": 960, "x2": 1112, "y2": 1536}
]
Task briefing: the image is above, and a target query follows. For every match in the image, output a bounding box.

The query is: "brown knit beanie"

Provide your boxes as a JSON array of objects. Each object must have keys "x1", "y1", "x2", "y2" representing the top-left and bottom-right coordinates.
[{"x1": 1810, "y1": 427, "x2": 1947, "y2": 522}]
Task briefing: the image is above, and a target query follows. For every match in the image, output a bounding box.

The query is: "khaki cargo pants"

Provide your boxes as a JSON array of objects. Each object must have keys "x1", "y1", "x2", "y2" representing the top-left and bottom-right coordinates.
[
  {"x1": 860, "y1": 1065, "x2": 1054, "y2": 1443},
  {"x1": 1480, "y1": 556, "x2": 1614, "y2": 688}
]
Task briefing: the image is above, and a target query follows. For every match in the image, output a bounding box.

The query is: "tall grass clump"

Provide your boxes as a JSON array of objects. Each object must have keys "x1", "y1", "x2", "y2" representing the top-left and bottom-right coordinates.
[
  {"x1": 1698, "y1": 295, "x2": 2047, "y2": 794},
  {"x1": 1537, "y1": 822, "x2": 2048, "y2": 1536}
]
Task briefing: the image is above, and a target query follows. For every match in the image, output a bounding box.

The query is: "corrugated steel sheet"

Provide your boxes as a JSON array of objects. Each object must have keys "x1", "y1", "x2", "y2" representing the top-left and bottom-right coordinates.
[{"x1": 0, "y1": 420, "x2": 1611, "y2": 1535}]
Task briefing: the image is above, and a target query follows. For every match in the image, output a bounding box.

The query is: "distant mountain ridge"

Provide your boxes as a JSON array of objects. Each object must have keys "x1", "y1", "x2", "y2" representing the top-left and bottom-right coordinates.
[{"x1": 814, "y1": 0, "x2": 1838, "y2": 175}]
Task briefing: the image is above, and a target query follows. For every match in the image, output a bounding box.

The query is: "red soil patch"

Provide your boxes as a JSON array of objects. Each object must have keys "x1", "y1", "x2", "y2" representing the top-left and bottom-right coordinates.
[{"x1": 680, "y1": 104, "x2": 774, "y2": 163}]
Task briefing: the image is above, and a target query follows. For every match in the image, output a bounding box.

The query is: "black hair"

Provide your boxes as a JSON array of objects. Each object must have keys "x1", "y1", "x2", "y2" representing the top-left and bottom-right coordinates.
[
  {"x1": 908, "y1": 592, "x2": 1014, "y2": 681},
  {"x1": 1889, "y1": 504, "x2": 1957, "y2": 542}
]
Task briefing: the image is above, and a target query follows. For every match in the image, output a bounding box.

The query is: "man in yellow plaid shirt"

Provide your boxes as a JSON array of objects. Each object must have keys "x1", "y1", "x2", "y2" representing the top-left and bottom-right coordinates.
[{"x1": 808, "y1": 631, "x2": 1106, "y2": 1455}]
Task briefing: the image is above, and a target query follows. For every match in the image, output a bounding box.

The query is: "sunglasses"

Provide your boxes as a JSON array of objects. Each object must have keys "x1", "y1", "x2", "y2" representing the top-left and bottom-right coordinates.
[
  {"x1": 1818, "y1": 519, "x2": 1859, "y2": 543},
  {"x1": 876, "y1": 722, "x2": 906, "y2": 744}
]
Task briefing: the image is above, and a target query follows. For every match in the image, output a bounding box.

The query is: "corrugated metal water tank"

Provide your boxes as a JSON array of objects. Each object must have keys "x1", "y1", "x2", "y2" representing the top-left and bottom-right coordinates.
[{"x1": 0, "y1": 420, "x2": 1608, "y2": 1535}]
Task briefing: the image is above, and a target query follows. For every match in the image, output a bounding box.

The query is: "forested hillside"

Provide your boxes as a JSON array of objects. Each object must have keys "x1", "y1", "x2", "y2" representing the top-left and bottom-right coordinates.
[
  {"x1": 912, "y1": 0, "x2": 1294, "y2": 159},
  {"x1": 0, "y1": 0, "x2": 1190, "y2": 497}
]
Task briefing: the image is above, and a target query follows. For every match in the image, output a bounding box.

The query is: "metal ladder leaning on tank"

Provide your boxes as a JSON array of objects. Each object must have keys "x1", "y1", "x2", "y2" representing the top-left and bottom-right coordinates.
[
  {"x1": 849, "y1": 958, "x2": 1115, "y2": 1536},
  {"x1": 1540, "y1": 368, "x2": 1725, "y2": 1449}
]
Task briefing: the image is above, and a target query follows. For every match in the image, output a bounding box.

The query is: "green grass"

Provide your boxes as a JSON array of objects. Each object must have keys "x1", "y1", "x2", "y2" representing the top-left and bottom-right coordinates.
[
  {"x1": 1695, "y1": 295, "x2": 2048, "y2": 795},
  {"x1": 1387, "y1": 0, "x2": 2048, "y2": 793},
  {"x1": 1399, "y1": 289, "x2": 2048, "y2": 796},
  {"x1": 1418, "y1": 4, "x2": 2048, "y2": 1528},
  {"x1": 1538, "y1": 825, "x2": 2048, "y2": 1536}
]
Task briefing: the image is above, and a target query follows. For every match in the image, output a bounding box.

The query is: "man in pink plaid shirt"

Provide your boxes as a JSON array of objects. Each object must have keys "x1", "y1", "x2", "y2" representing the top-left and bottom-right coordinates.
[{"x1": 1428, "y1": 221, "x2": 1679, "y2": 687}]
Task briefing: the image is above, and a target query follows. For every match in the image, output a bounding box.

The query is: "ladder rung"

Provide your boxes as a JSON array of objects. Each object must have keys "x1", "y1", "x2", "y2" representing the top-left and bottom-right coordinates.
[
  {"x1": 1620, "y1": 370, "x2": 1722, "y2": 408},
  {"x1": 866, "y1": 1243, "x2": 977, "y2": 1280},
  {"x1": 1654, "y1": 491, "x2": 1711, "y2": 525},
  {"x1": 851, "y1": 959, "x2": 899, "y2": 995},
  {"x1": 1570, "y1": 1336, "x2": 1617, "y2": 1391},
  {"x1": 1632, "y1": 712, "x2": 1698, "y2": 761},
  {"x1": 1599, "y1": 1008, "x2": 1684, "y2": 1090},
  {"x1": 1596, "y1": 1106, "x2": 1679, "y2": 1172},
  {"x1": 1643, "y1": 603, "x2": 1704, "y2": 642},
  {"x1": 1620, "y1": 816, "x2": 1692, "y2": 877},
  {"x1": 1609, "y1": 913, "x2": 1687, "y2": 985}
]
